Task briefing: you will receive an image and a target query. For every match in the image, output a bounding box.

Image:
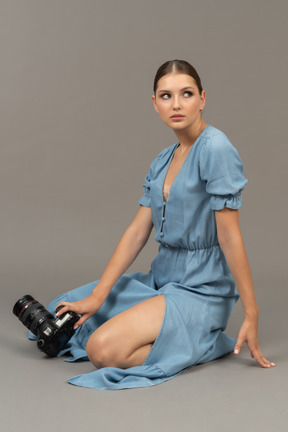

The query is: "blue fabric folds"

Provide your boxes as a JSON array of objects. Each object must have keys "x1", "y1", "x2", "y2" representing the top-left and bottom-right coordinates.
[
  {"x1": 29, "y1": 125, "x2": 247, "y2": 390},
  {"x1": 199, "y1": 132, "x2": 248, "y2": 210}
]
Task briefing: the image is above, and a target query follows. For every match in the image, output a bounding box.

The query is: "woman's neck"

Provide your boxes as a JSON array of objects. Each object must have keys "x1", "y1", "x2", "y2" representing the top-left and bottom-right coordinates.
[{"x1": 174, "y1": 119, "x2": 208, "y2": 150}]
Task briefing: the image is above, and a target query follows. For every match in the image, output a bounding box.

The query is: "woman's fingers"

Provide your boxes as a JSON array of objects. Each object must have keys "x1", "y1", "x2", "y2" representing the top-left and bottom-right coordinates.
[
  {"x1": 55, "y1": 301, "x2": 83, "y2": 329},
  {"x1": 234, "y1": 333, "x2": 245, "y2": 355},
  {"x1": 54, "y1": 296, "x2": 101, "y2": 329},
  {"x1": 235, "y1": 343, "x2": 276, "y2": 368},
  {"x1": 249, "y1": 346, "x2": 275, "y2": 368},
  {"x1": 234, "y1": 321, "x2": 276, "y2": 368},
  {"x1": 73, "y1": 314, "x2": 88, "y2": 328},
  {"x1": 55, "y1": 301, "x2": 73, "y2": 316},
  {"x1": 55, "y1": 300, "x2": 94, "y2": 328}
]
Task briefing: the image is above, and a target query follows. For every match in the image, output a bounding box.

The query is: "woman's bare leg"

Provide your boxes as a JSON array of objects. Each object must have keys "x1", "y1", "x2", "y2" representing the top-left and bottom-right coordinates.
[{"x1": 86, "y1": 294, "x2": 165, "y2": 369}]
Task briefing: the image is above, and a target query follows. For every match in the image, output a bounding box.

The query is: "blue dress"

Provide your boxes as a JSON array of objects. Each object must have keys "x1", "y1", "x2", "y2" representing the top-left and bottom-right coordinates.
[{"x1": 31, "y1": 125, "x2": 248, "y2": 389}]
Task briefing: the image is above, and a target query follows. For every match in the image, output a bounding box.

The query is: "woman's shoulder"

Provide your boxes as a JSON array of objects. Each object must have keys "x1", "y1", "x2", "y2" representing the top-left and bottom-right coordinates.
[
  {"x1": 156, "y1": 142, "x2": 177, "y2": 159},
  {"x1": 201, "y1": 125, "x2": 239, "y2": 154},
  {"x1": 144, "y1": 142, "x2": 177, "y2": 176},
  {"x1": 150, "y1": 142, "x2": 177, "y2": 165}
]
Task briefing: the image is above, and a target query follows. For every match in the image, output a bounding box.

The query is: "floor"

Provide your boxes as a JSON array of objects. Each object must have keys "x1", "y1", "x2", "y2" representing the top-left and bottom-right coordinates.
[{"x1": 1, "y1": 279, "x2": 287, "y2": 432}]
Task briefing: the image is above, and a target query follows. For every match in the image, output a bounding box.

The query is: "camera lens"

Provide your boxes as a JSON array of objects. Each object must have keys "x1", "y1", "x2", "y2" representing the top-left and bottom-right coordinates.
[{"x1": 13, "y1": 295, "x2": 54, "y2": 335}]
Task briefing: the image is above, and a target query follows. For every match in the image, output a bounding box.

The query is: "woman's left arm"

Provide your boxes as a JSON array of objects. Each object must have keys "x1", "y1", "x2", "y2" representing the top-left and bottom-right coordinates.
[{"x1": 215, "y1": 208, "x2": 275, "y2": 368}]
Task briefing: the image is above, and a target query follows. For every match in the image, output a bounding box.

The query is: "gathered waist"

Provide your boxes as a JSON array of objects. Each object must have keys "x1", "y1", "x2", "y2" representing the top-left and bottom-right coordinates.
[
  {"x1": 158, "y1": 242, "x2": 220, "y2": 253},
  {"x1": 151, "y1": 241, "x2": 235, "y2": 295}
]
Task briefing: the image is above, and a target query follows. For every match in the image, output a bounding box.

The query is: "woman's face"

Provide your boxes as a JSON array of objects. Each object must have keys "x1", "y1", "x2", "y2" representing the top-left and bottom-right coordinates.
[{"x1": 152, "y1": 73, "x2": 206, "y2": 132}]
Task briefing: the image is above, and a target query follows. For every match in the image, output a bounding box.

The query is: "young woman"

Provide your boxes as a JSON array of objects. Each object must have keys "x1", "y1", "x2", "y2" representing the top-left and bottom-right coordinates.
[{"x1": 47, "y1": 60, "x2": 274, "y2": 390}]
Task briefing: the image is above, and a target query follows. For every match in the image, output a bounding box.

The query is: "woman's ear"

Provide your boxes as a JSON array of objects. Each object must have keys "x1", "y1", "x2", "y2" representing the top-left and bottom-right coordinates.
[
  {"x1": 152, "y1": 94, "x2": 159, "y2": 113},
  {"x1": 200, "y1": 90, "x2": 206, "y2": 111}
]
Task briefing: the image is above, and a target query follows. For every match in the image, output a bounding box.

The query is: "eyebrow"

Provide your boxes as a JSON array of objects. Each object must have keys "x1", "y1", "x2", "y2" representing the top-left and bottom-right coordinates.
[{"x1": 157, "y1": 86, "x2": 195, "y2": 93}]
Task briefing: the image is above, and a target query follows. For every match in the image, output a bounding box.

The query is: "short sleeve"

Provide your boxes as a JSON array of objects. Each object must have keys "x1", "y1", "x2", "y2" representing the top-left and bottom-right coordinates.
[
  {"x1": 137, "y1": 168, "x2": 152, "y2": 207},
  {"x1": 199, "y1": 134, "x2": 248, "y2": 210},
  {"x1": 137, "y1": 156, "x2": 158, "y2": 208}
]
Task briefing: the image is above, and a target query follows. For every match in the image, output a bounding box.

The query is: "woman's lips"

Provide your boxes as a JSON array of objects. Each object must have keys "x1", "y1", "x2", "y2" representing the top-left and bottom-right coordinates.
[{"x1": 170, "y1": 115, "x2": 185, "y2": 121}]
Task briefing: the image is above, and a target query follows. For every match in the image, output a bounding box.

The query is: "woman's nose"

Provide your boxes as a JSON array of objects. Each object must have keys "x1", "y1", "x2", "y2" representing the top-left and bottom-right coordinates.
[{"x1": 172, "y1": 96, "x2": 181, "y2": 110}]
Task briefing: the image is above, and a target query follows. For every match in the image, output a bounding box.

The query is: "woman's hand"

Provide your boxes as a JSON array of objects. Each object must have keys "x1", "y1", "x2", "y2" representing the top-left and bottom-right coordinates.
[
  {"x1": 234, "y1": 318, "x2": 275, "y2": 368},
  {"x1": 56, "y1": 294, "x2": 104, "y2": 329}
]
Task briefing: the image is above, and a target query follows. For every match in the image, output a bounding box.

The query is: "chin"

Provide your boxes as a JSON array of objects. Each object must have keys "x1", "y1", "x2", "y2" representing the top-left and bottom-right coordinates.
[
  {"x1": 170, "y1": 123, "x2": 189, "y2": 130},
  {"x1": 167, "y1": 119, "x2": 186, "y2": 126}
]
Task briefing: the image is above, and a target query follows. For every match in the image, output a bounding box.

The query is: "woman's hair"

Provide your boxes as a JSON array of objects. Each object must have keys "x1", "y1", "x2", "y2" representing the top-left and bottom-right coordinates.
[{"x1": 153, "y1": 59, "x2": 203, "y2": 95}]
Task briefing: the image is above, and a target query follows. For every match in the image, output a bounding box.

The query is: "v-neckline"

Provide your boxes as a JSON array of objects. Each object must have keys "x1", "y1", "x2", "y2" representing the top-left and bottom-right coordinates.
[{"x1": 162, "y1": 125, "x2": 210, "y2": 202}]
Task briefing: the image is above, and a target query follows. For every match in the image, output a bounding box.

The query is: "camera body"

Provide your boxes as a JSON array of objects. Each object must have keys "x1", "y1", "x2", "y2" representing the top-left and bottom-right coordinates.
[{"x1": 13, "y1": 295, "x2": 80, "y2": 357}]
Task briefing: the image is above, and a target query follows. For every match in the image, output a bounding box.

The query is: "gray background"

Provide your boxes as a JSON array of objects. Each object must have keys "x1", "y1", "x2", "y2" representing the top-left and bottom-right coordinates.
[{"x1": 1, "y1": 0, "x2": 287, "y2": 431}]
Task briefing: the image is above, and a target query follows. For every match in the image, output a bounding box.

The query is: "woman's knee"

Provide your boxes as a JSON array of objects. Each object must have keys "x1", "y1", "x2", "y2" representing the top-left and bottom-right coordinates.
[
  {"x1": 86, "y1": 294, "x2": 166, "y2": 368},
  {"x1": 86, "y1": 332, "x2": 109, "y2": 368},
  {"x1": 86, "y1": 331, "x2": 120, "y2": 368}
]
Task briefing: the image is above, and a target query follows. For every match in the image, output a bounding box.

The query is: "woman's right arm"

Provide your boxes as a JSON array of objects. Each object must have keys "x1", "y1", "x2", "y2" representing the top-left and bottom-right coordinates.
[
  {"x1": 56, "y1": 206, "x2": 153, "y2": 327},
  {"x1": 92, "y1": 206, "x2": 153, "y2": 302}
]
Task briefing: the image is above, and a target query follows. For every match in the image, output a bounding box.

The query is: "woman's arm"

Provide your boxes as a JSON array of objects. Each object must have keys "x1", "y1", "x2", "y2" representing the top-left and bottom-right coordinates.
[
  {"x1": 57, "y1": 206, "x2": 153, "y2": 327},
  {"x1": 215, "y1": 208, "x2": 275, "y2": 368},
  {"x1": 92, "y1": 205, "x2": 153, "y2": 302}
]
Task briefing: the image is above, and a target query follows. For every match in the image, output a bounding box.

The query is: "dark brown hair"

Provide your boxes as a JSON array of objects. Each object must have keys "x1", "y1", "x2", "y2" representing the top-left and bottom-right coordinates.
[{"x1": 153, "y1": 59, "x2": 203, "y2": 95}]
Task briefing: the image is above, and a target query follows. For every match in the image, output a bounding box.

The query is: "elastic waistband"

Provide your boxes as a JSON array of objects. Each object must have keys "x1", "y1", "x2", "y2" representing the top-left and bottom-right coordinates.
[{"x1": 158, "y1": 243, "x2": 220, "y2": 253}]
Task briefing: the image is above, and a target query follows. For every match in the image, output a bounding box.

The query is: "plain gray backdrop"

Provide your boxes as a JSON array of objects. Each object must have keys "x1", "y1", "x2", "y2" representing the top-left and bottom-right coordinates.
[{"x1": 1, "y1": 1, "x2": 287, "y2": 431}]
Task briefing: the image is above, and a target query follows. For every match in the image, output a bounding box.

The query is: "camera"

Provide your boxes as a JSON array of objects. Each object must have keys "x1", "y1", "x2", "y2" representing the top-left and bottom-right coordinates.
[{"x1": 13, "y1": 295, "x2": 80, "y2": 357}]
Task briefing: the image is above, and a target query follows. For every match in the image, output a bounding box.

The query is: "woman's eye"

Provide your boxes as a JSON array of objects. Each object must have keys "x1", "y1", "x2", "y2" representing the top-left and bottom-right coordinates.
[
  {"x1": 161, "y1": 93, "x2": 171, "y2": 99},
  {"x1": 184, "y1": 91, "x2": 193, "y2": 97}
]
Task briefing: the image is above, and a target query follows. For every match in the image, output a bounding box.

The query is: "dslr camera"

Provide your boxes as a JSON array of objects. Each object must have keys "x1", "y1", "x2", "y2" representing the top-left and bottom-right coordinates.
[{"x1": 13, "y1": 295, "x2": 80, "y2": 357}]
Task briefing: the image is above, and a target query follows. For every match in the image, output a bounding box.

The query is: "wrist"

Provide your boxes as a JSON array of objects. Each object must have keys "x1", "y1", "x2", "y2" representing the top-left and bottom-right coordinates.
[
  {"x1": 244, "y1": 306, "x2": 259, "y2": 321},
  {"x1": 91, "y1": 283, "x2": 110, "y2": 303}
]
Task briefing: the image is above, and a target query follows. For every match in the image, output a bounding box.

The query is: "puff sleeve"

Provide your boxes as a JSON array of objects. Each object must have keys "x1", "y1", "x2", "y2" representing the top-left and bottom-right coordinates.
[
  {"x1": 137, "y1": 155, "x2": 159, "y2": 208},
  {"x1": 137, "y1": 170, "x2": 152, "y2": 207},
  {"x1": 199, "y1": 134, "x2": 248, "y2": 210}
]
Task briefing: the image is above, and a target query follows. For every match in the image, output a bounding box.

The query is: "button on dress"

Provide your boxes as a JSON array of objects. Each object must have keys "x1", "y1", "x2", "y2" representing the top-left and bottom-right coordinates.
[{"x1": 30, "y1": 125, "x2": 248, "y2": 390}]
